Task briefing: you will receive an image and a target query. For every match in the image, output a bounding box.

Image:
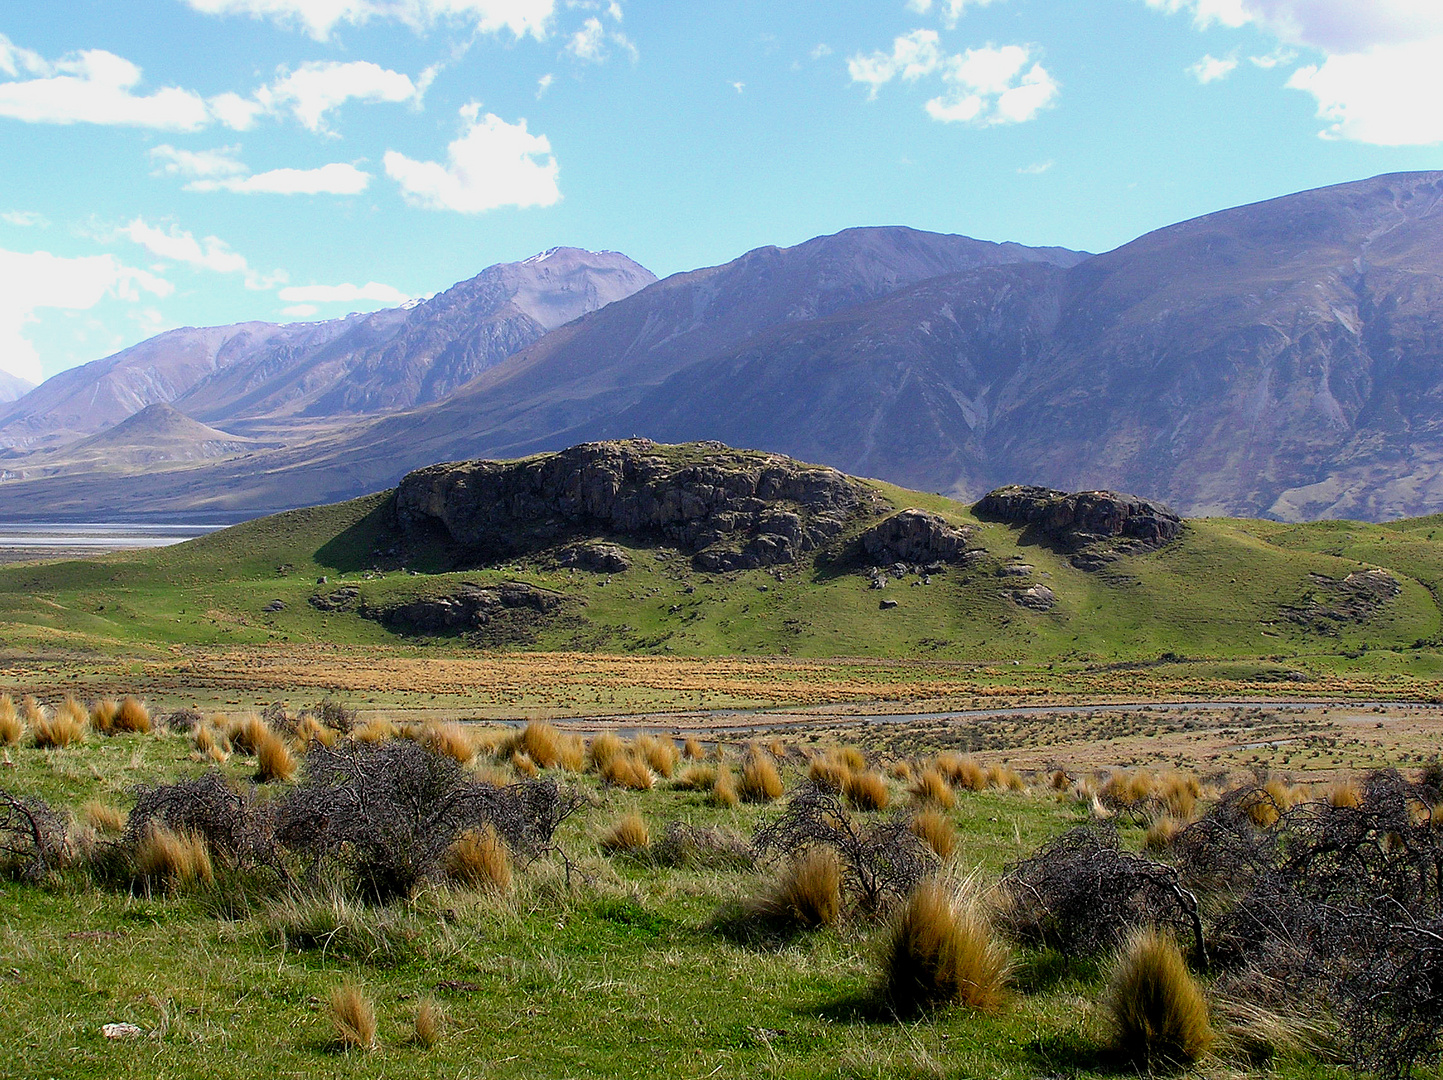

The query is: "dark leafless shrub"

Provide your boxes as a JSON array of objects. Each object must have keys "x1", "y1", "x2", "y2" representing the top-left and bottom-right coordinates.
[
  {"x1": 123, "y1": 771, "x2": 278, "y2": 872},
  {"x1": 1000, "y1": 824, "x2": 1206, "y2": 965},
  {"x1": 162, "y1": 707, "x2": 203, "y2": 733},
  {"x1": 310, "y1": 698, "x2": 358, "y2": 734},
  {"x1": 752, "y1": 783, "x2": 933, "y2": 915},
  {"x1": 0, "y1": 789, "x2": 67, "y2": 878},
  {"x1": 275, "y1": 739, "x2": 582, "y2": 901}
]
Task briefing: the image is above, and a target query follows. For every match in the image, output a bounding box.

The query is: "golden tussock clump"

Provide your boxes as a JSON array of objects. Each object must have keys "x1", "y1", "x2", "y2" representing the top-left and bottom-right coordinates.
[
  {"x1": 909, "y1": 770, "x2": 955, "y2": 810},
  {"x1": 889, "y1": 760, "x2": 914, "y2": 782},
  {"x1": 601, "y1": 750, "x2": 653, "y2": 791},
  {"x1": 83, "y1": 801, "x2": 127, "y2": 835},
  {"x1": 34, "y1": 698, "x2": 87, "y2": 749},
  {"x1": 351, "y1": 717, "x2": 396, "y2": 744},
  {"x1": 673, "y1": 763, "x2": 718, "y2": 791},
  {"x1": 837, "y1": 746, "x2": 866, "y2": 772},
  {"x1": 89, "y1": 698, "x2": 120, "y2": 734},
  {"x1": 20, "y1": 695, "x2": 44, "y2": 727},
  {"x1": 114, "y1": 696, "x2": 151, "y2": 734},
  {"x1": 910, "y1": 809, "x2": 956, "y2": 859},
  {"x1": 1325, "y1": 779, "x2": 1362, "y2": 808},
  {"x1": 0, "y1": 694, "x2": 22, "y2": 746},
  {"x1": 412, "y1": 998, "x2": 445, "y2": 1048},
  {"x1": 1156, "y1": 771, "x2": 1201, "y2": 819},
  {"x1": 844, "y1": 771, "x2": 891, "y2": 812},
  {"x1": 808, "y1": 754, "x2": 852, "y2": 793},
  {"x1": 445, "y1": 825, "x2": 512, "y2": 893},
  {"x1": 510, "y1": 751, "x2": 540, "y2": 778},
  {"x1": 227, "y1": 714, "x2": 269, "y2": 756},
  {"x1": 254, "y1": 728, "x2": 298, "y2": 783},
  {"x1": 292, "y1": 714, "x2": 337, "y2": 748},
  {"x1": 766, "y1": 737, "x2": 789, "y2": 761},
  {"x1": 588, "y1": 732, "x2": 625, "y2": 771},
  {"x1": 328, "y1": 982, "x2": 378, "y2": 1051},
  {"x1": 682, "y1": 737, "x2": 705, "y2": 760},
  {"x1": 1102, "y1": 770, "x2": 1155, "y2": 809},
  {"x1": 517, "y1": 720, "x2": 562, "y2": 768},
  {"x1": 555, "y1": 733, "x2": 586, "y2": 772},
  {"x1": 987, "y1": 765, "x2": 1026, "y2": 793},
  {"x1": 936, "y1": 753, "x2": 987, "y2": 792},
  {"x1": 600, "y1": 812, "x2": 651, "y2": 853},
  {"x1": 193, "y1": 722, "x2": 231, "y2": 759},
  {"x1": 880, "y1": 879, "x2": 1011, "y2": 1013},
  {"x1": 741, "y1": 749, "x2": 784, "y2": 803},
  {"x1": 1049, "y1": 769, "x2": 1072, "y2": 791},
  {"x1": 421, "y1": 722, "x2": 476, "y2": 764},
  {"x1": 709, "y1": 764, "x2": 740, "y2": 808},
  {"x1": 1144, "y1": 816, "x2": 1185, "y2": 852},
  {"x1": 134, "y1": 823, "x2": 214, "y2": 891},
  {"x1": 1106, "y1": 927, "x2": 1213, "y2": 1068},
  {"x1": 636, "y1": 734, "x2": 678, "y2": 778},
  {"x1": 756, "y1": 847, "x2": 842, "y2": 929}
]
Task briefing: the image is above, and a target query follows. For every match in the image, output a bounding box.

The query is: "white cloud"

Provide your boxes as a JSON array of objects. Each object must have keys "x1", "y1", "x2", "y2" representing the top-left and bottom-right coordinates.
[
  {"x1": 929, "y1": 45, "x2": 1059, "y2": 124},
  {"x1": 564, "y1": 15, "x2": 636, "y2": 63},
  {"x1": 906, "y1": 0, "x2": 1006, "y2": 28},
  {"x1": 1147, "y1": 0, "x2": 1443, "y2": 145},
  {"x1": 848, "y1": 30, "x2": 943, "y2": 98},
  {"x1": 0, "y1": 248, "x2": 170, "y2": 383},
  {"x1": 1188, "y1": 53, "x2": 1239, "y2": 82},
  {"x1": 180, "y1": 0, "x2": 555, "y2": 42},
  {"x1": 190, "y1": 163, "x2": 372, "y2": 195},
  {"x1": 119, "y1": 219, "x2": 250, "y2": 276},
  {"x1": 1018, "y1": 159, "x2": 1053, "y2": 174},
  {"x1": 150, "y1": 144, "x2": 247, "y2": 179},
  {"x1": 384, "y1": 104, "x2": 560, "y2": 213},
  {"x1": 208, "y1": 91, "x2": 270, "y2": 131},
  {"x1": 251, "y1": 60, "x2": 429, "y2": 134},
  {"x1": 810, "y1": 44, "x2": 833, "y2": 60},
  {"x1": 282, "y1": 303, "x2": 319, "y2": 318},
  {"x1": 1249, "y1": 48, "x2": 1296, "y2": 68},
  {"x1": 0, "y1": 36, "x2": 209, "y2": 130},
  {"x1": 731, "y1": 81, "x2": 745, "y2": 93},
  {"x1": 536, "y1": 72, "x2": 554, "y2": 96},
  {"x1": 279, "y1": 282, "x2": 412, "y2": 305},
  {"x1": 1, "y1": 211, "x2": 49, "y2": 228}
]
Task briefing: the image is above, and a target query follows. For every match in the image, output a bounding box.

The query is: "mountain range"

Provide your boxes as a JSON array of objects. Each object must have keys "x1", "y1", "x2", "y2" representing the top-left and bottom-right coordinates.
[{"x1": 3, "y1": 170, "x2": 1443, "y2": 523}]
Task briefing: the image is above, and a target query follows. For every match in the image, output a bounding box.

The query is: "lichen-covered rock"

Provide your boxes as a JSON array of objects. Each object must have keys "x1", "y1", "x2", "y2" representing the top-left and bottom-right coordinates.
[
  {"x1": 394, "y1": 439, "x2": 872, "y2": 571},
  {"x1": 974, "y1": 485, "x2": 1180, "y2": 568},
  {"x1": 556, "y1": 542, "x2": 631, "y2": 573},
  {"x1": 360, "y1": 582, "x2": 568, "y2": 640},
  {"x1": 309, "y1": 585, "x2": 360, "y2": 612},
  {"x1": 858, "y1": 508, "x2": 971, "y2": 566},
  {"x1": 1008, "y1": 584, "x2": 1057, "y2": 611}
]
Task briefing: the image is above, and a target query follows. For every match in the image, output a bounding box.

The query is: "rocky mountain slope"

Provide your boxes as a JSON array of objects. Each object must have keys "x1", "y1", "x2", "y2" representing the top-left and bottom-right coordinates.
[
  {"x1": 0, "y1": 248, "x2": 654, "y2": 451},
  {"x1": 0, "y1": 371, "x2": 34, "y2": 404}
]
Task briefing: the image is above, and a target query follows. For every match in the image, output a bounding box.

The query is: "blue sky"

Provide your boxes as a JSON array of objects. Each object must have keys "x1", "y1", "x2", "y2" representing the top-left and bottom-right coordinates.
[{"x1": 1, "y1": 0, "x2": 1442, "y2": 385}]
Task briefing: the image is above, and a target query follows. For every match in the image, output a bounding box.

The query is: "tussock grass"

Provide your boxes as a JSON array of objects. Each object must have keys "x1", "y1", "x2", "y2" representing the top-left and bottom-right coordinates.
[
  {"x1": 600, "y1": 812, "x2": 651, "y2": 854},
  {"x1": 682, "y1": 737, "x2": 705, "y2": 760},
  {"x1": 600, "y1": 750, "x2": 653, "y2": 791},
  {"x1": 293, "y1": 714, "x2": 337, "y2": 748},
  {"x1": 114, "y1": 696, "x2": 151, "y2": 734},
  {"x1": 328, "y1": 982, "x2": 377, "y2": 1051},
  {"x1": 0, "y1": 694, "x2": 22, "y2": 746},
  {"x1": 134, "y1": 823, "x2": 214, "y2": 892},
  {"x1": 1144, "y1": 816, "x2": 1185, "y2": 852},
  {"x1": 517, "y1": 720, "x2": 562, "y2": 768},
  {"x1": 421, "y1": 721, "x2": 476, "y2": 764},
  {"x1": 636, "y1": 734, "x2": 677, "y2": 778},
  {"x1": 709, "y1": 764, "x2": 740, "y2": 808},
  {"x1": 844, "y1": 770, "x2": 891, "y2": 811},
  {"x1": 412, "y1": 998, "x2": 444, "y2": 1048},
  {"x1": 254, "y1": 727, "x2": 297, "y2": 783},
  {"x1": 193, "y1": 722, "x2": 231, "y2": 760},
  {"x1": 1156, "y1": 771, "x2": 1200, "y2": 819},
  {"x1": 1326, "y1": 779, "x2": 1362, "y2": 808},
  {"x1": 910, "y1": 809, "x2": 956, "y2": 859},
  {"x1": 888, "y1": 760, "x2": 913, "y2": 782},
  {"x1": 227, "y1": 714, "x2": 269, "y2": 756},
  {"x1": 1106, "y1": 927, "x2": 1213, "y2": 1068},
  {"x1": 352, "y1": 717, "x2": 396, "y2": 743},
  {"x1": 741, "y1": 749, "x2": 783, "y2": 803},
  {"x1": 555, "y1": 733, "x2": 586, "y2": 771},
  {"x1": 19, "y1": 695, "x2": 44, "y2": 727},
  {"x1": 909, "y1": 770, "x2": 955, "y2": 809},
  {"x1": 754, "y1": 847, "x2": 842, "y2": 930},
  {"x1": 34, "y1": 698, "x2": 87, "y2": 748},
  {"x1": 987, "y1": 765, "x2": 1026, "y2": 793},
  {"x1": 808, "y1": 755, "x2": 852, "y2": 792},
  {"x1": 673, "y1": 763, "x2": 717, "y2": 791},
  {"x1": 510, "y1": 750, "x2": 540, "y2": 778},
  {"x1": 445, "y1": 825, "x2": 512, "y2": 893},
  {"x1": 937, "y1": 753, "x2": 986, "y2": 792},
  {"x1": 838, "y1": 746, "x2": 866, "y2": 772},
  {"x1": 82, "y1": 801, "x2": 127, "y2": 834},
  {"x1": 588, "y1": 732, "x2": 625, "y2": 770},
  {"x1": 89, "y1": 698, "x2": 120, "y2": 734},
  {"x1": 880, "y1": 878, "x2": 1011, "y2": 1013}
]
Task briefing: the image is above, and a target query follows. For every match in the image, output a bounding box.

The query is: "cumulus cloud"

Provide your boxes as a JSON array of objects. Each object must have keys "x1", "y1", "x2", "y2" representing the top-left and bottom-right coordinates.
[
  {"x1": 192, "y1": 163, "x2": 372, "y2": 195},
  {"x1": 1018, "y1": 159, "x2": 1053, "y2": 174},
  {"x1": 848, "y1": 30, "x2": 943, "y2": 98},
  {"x1": 282, "y1": 303, "x2": 319, "y2": 318},
  {"x1": 278, "y1": 281, "x2": 413, "y2": 305},
  {"x1": 564, "y1": 15, "x2": 636, "y2": 63},
  {"x1": 0, "y1": 35, "x2": 209, "y2": 130},
  {"x1": 384, "y1": 104, "x2": 560, "y2": 213},
  {"x1": 150, "y1": 144, "x2": 247, "y2": 180},
  {"x1": 1148, "y1": 0, "x2": 1443, "y2": 145},
  {"x1": 906, "y1": 0, "x2": 1006, "y2": 28},
  {"x1": 0, "y1": 248, "x2": 171, "y2": 383},
  {"x1": 850, "y1": 33, "x2": 1057, "y2": 124},
  {"x1": 253, "y1": 61, "x2": 430, "y2": 134},
  {"x1": 1189, "y1": 53, "x2": 1239, "y2": 82},
  {"x1": 181, "y1": 0, "x2": 556, "y2": 42},
  {"x1": 1, "y1": 211, "x2": 49, "y2": 228},
  {"x1": 119, "y1": 219, "x2": 250, "y2": 276}
]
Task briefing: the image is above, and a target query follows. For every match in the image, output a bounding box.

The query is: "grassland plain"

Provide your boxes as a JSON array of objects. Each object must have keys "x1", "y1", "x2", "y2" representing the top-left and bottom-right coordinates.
[{"x1": 0, "y1": 714, "x2": 1398, "y2": 1080}]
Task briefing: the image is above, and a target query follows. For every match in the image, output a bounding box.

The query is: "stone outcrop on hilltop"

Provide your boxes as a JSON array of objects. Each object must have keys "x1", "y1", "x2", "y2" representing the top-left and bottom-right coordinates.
[
  {"x1": 394, "y1": 439, "x2": 878, "y2": 571},
  {"x1": 858, "y1": 508, "x2": 973, "y2": 566},
  {"x1": 974, "y1": 485, "x2": 1180, "y2": 569}
]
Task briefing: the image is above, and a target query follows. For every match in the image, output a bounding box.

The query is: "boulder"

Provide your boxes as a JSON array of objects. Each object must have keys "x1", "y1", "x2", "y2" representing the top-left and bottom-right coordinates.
[
  {"x1": 974, "y1": 485, "x2": 1180, "y2": 568},
  {"x1": 361, "y1": 582, "x2": 569, "y2": 640},
  {"x1": 858, "y1": 508, "x2": 971, "y2": 566},
  {"x1": 556, "y1": 542, "x2": 631, "y2": 573}
]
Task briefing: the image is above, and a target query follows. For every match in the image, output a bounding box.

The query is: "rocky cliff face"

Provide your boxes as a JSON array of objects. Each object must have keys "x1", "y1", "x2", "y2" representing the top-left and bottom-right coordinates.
[
  {"x1": 394, "y1": 439, "x2": 878, "y2": 570},
  {"x1": 974, "y1": 485, "x2": 1180, "y2": 568}
]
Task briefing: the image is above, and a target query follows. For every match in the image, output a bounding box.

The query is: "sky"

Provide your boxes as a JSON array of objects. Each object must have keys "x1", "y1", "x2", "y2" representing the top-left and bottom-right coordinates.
[{"x1": 1, "y1": 0, "x2": 1442, "y2": 386}]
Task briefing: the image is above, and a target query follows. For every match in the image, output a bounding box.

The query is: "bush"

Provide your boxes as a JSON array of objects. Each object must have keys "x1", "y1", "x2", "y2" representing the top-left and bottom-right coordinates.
[
  {"x1": 1106, "y1": 927, "x2": 1213, "y2": 1068},
  {"x1": 881, "y1": 879, "x2": 1011, "y2": 1014},
  {"x1": 328, "y1": 982, "x2": 377, "y2": 1050},
  {"x1": 445, "y1": 825, "x2": 512, "y2": 893},
  {"x1": 600, "y1": 812, "x2": 650, "y2": 854},
  {"x1": 936, "y1": 754, "x2": 986, "y2": 792},
  {"x1": 0, "y1": 788, "x2": 68, "y2": 878},
  {"x1": 125, "y1": 772, "x2": 275, "y2": 872},
  {"x1": 741, "y1": 750, "x2": 783, "y2": 803}
]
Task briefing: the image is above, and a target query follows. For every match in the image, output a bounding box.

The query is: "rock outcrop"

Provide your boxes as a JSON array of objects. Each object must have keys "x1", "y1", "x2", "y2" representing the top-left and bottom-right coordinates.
[
  {"x1": 974, "y1": 485, "x2": 1180, "y2": 568},
  {"x1": 360, "y1": 582, "x2": 568, "y2": 642},
  {"x1": 858, "y1": 509, "x2": 971, "y2": 566},
  {"x1": 394, "y1": 439, "x2": 873, "y2": 571}
]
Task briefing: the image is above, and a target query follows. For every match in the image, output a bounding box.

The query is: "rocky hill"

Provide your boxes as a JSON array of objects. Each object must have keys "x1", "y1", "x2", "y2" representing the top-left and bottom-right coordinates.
[{"x1": 0, "y1": 371, "x2": 34, "y2": 404}]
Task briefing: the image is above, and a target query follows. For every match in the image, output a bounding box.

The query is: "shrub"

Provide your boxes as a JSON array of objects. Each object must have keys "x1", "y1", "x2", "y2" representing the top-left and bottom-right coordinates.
[
  {"x1": 844, "y1": 771, "x2": 891, "y2": 811},
  {"x1": 600, "y1": 812, "x2": 650, "y2": 854},
  {"x1": 636, "y1": 734, "x2": 677, "y2": 778},
  {"x1": 34, "y1": 699, "x2": 87, "y2": 748},
  {"x1": 311, "y1": 698, "x2": 357, "y2": 734},
  {"x1": 755, "y1": 847, "x2": 842, "y2": 930},
  {"x1": 125, "y1": 772, "x2": 274, "y2": 872},
  {"x1": 445, "y1": 825, "x2": 512, "y2": 893},
  {"x1": 0, "y1": 789, "x2": 68, "y2": 878},
  {"x1": 328, "y1": 982, "x2": 377, "y2": 1050},
  {"x1": 600, "y1": 751, "x2": 653, "y2": 791},
  {"x1": 114, "y1": 696, "x2": 151, "y2": 734},
  {"x1": 0, "y1": 695, "x2": 21, "y2": 746},
  {"x1": 881, "y1": 879, "x2": 1011, "y2": 1013},
  {"x1": 741, "y1": 750, "x2": 784, "y2": 803},
  {"x1": 682, "y1": 737, "x2": 705, "y2": 760},
  {"x1": 255, "y1": 728, "x2": 297, "y2": 783},
  {"x1": 1106, "y1": 927, "x2": 1213, "y2": 1068},
  {"x1": 134, "y1": 823, "x2": 214, "y2": 892},
  {"x1": 709, "y1": 765, "x2": 740, "y2": 808},
  {"x1": 909, "y1": 770, "x2": 955, "y2": 809},
  {"x1": 588, "y1": 732, "x2": 625, "y2": 770},
  {"x1": 911, "y1": 809, "x2": 955, "y2": 859},
  {"x1": 413, "y1": 998, "x2": 444, "y2": 1048}
]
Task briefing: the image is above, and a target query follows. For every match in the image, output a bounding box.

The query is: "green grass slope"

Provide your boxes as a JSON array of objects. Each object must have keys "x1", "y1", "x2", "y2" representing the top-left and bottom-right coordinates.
[{"x1": 5, "y1": 454, "x2": 1443, "y2": 678}]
